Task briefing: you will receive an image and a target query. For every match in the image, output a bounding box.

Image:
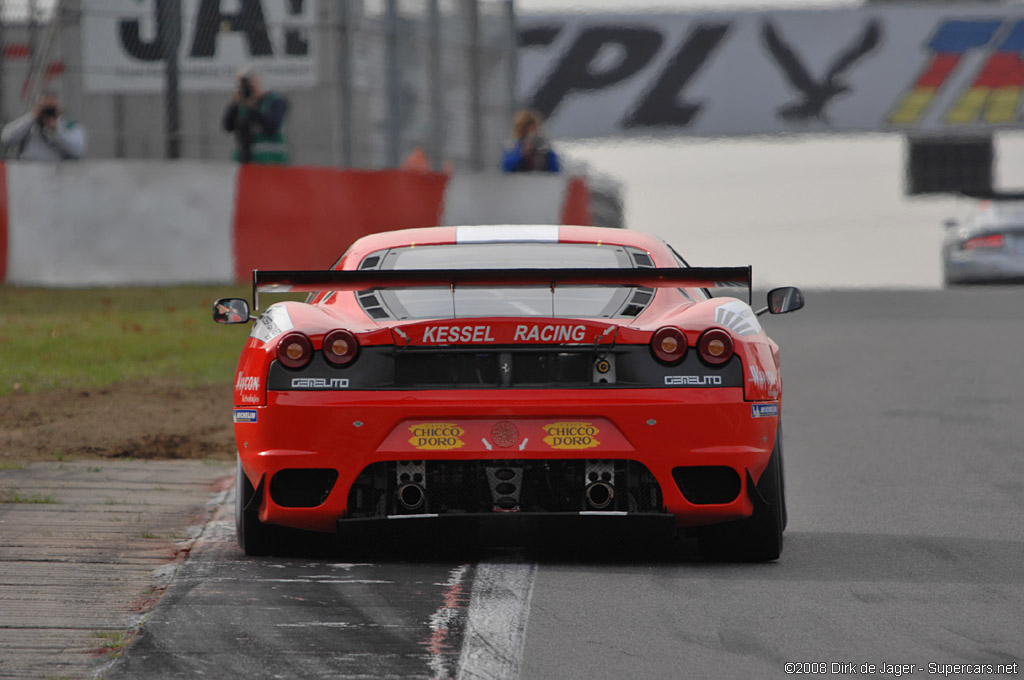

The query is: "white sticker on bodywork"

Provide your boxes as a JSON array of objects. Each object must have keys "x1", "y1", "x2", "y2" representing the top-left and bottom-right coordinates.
[
  {"x1": 250, "y1": 305, "x2": 294, "y2": 344},
  {"x1": 456, "y1": 225, "x2": 559, "y2": 243},
  {"x1": 713, "y1": 300, "x2": 763, "y2": 337}
]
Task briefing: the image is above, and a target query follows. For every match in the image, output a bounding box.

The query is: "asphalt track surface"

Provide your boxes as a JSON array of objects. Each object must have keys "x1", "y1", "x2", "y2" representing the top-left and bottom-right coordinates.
[{"x1": 108, "y1": 289, "x2": 1024, "y2": 680}]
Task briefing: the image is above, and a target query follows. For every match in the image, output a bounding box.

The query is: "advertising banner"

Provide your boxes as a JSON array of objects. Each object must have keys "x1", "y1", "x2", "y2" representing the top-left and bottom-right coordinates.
[
  {"x1": 82, "y1": 0, "x2": 318, "y2": 93},
  {"x1": 519, "y1": 5, "x2": 1024, "y2": 138}
]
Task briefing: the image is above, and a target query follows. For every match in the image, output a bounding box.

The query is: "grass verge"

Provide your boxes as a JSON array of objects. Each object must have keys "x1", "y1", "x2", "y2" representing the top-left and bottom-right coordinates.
[{"x1": 0, "y1": 284, "x2": 254, "y2": 396}]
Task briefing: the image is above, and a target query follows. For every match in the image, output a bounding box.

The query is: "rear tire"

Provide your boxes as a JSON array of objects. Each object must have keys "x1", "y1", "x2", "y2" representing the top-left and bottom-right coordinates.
[
  {"x1": 236, "y1": 458, "x2": 275, "y2": 556},
  {"x1": 699, "y1": 426, "x2": 785, "y2": 562}
]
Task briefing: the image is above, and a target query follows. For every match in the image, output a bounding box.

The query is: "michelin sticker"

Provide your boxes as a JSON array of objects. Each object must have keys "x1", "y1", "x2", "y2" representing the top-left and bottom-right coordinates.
[
  {"x1": 714, "y1": 301, "x2": 762, "y2": 337},
  {"x1": 233, "y1": 409, "x2": 258, "y2": 423},
  {"x1": 250, "y1": 305, "x2": 294, "y2": 344},
  {"x1": 751, "y1": 403, "x2": 778, "y2": 418}
]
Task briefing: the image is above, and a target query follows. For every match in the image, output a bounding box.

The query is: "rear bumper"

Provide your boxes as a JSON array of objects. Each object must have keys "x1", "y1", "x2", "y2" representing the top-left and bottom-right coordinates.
[{"x1": 235, "y1": 388, "x2": 779, "y2": 533}]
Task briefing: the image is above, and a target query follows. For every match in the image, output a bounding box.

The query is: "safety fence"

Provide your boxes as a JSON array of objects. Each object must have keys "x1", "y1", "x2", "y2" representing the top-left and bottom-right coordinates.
[{"x1": 0, "y1": 0, "x2": 517, "y2": 171}]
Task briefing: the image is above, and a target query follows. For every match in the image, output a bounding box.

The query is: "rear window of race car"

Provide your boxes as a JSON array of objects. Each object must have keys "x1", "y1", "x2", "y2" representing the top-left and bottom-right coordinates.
[{"x1": 355, "y1": 243, "x2": 659, "y2": 320}]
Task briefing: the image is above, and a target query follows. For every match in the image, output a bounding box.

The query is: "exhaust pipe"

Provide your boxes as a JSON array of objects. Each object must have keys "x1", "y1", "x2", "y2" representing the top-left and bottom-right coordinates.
[
  {"x1": 396, "y1": 483, "x2": 426, "y2": 512},
  {"x1": 585, "y1": 481, "x2": 615, "y2": 510}
]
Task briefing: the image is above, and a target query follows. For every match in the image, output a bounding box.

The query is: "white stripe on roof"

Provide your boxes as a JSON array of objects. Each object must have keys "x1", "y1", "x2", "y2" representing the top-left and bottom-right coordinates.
[{"x1": 455, "y1": 225, "x2": 559, "y2": 243}]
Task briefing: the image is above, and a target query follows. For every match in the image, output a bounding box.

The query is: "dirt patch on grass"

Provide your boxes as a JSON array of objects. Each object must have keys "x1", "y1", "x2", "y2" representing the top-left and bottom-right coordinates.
[{"x1": 0, "y1": 382, "x2": 236, "y2": 462}]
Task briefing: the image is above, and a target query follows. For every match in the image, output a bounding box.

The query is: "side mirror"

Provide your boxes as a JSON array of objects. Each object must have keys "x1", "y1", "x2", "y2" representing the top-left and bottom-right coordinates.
[
  {"x1": 213, "y1": 297, "x2": 250, "y2": 324},
  {"x1": 763, "y1": 286, "x2": 804, "y2": 315},
  {"x1": 943, "y1": 218, "x2": 958, "y2": 229}
]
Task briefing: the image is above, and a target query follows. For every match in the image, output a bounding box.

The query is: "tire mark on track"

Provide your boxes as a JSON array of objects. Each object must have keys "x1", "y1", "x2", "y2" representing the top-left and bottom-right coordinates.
[{"x1": 109, "y1": 485, "x2": 542, "y2": 679}]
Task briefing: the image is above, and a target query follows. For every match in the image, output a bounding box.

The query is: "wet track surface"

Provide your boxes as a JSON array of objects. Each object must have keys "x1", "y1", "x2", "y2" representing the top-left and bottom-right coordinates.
[{"x1": 109, "y1": 289, "x2": 1024, "y2": 679}]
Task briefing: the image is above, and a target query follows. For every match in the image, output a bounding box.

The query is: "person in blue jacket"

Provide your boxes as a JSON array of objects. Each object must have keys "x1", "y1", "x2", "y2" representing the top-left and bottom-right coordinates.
[{"x1": 501, "y1": 109, "x2": 560, "y2": 173}]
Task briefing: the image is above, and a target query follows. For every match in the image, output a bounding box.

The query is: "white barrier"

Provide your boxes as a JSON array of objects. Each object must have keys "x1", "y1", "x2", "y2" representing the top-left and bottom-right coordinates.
[
  {"x1": 1, "y1": 161, "x2": 604, "y2": 286},
  {"x1": 6, "y1": 161, "x2": 237, "y2": 286},
  {"x1": 441, "y1": 174, "x2": 573, "y2": 226}
]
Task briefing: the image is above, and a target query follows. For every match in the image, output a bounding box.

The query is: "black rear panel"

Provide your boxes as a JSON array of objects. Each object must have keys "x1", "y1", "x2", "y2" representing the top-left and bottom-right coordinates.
[
  {"x1": 269, "y1": 346, "x2": 743, "y2": 390},
  {"x1": 394, "y1": 352, "x2": 503, "y2": 387},
  {"x1": 393, "y1": 350, "x2": 597, "y2": 388}
]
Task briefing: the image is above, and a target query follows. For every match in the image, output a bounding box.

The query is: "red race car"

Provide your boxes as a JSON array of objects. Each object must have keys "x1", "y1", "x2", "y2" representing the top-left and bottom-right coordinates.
[{"x1": 213, "y1": 225, "x2": 804, "y2": 560}]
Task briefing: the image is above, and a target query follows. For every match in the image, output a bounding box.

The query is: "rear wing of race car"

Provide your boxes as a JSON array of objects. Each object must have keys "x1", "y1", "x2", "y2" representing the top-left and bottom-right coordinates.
[{"x1": 251, "y1": 266, "x2": 753, "y2": 311}]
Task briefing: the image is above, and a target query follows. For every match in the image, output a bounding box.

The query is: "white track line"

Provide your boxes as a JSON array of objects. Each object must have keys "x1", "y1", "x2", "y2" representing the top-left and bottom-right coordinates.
[
  {"x1": 427, "y1": 564, "x2": 472, "y2": 680},
  {"x1": 456, "y1": 560, "x2": 537, "y2": 680}
]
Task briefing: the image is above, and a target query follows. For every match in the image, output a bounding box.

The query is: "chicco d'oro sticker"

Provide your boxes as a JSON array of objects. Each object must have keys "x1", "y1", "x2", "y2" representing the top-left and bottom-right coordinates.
[
  {"x1": 542, "y1": 422, "x2": 600, "y2": 449},
  {"x1": 408, "y1": 423, "x2": 466, "y2": 450}
]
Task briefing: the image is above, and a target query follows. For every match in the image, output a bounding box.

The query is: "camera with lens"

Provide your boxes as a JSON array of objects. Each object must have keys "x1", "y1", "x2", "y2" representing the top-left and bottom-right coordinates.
[{"x1": 37, "y1": 105, "x2": 58, "y2": 125}]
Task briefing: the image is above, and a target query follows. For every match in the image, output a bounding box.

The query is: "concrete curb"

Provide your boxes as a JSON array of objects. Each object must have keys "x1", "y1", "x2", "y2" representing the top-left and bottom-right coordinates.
[{"x1": 0, "y1": 460, "x2": 233, "y2": 680}]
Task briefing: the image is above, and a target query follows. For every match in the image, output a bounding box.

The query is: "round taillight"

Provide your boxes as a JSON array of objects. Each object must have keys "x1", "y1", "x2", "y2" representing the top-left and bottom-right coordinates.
[
  {"x1": 323, "y1": 329, "x2": 359, "y2": 366},
  {"x1": 698, "y1": 328, "x2": 734, "y2": 366},
  {"x1": 651, "y1": 327, "x2": 687, "y2": 365},
  {"x1": 276, "y1": 332, "x2": 313, "y2": 369}
]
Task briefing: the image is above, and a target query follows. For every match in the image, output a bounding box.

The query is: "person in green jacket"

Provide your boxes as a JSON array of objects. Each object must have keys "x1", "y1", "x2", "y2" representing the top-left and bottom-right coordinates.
[{"x1": 222, "y1": 68, "x2": 289, "y2": 164}]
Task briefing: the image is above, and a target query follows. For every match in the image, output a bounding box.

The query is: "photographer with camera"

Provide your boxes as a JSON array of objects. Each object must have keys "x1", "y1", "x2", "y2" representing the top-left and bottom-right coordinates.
[
  {"x1": 222, "y1": 67, "x2": 289, "y2": 165},
  {"x1": 501, "y1": 109, "x2": 560, "y2": 174},
  {"x1": 1, "y1": 91, "x2": 85, "y2": 161}
]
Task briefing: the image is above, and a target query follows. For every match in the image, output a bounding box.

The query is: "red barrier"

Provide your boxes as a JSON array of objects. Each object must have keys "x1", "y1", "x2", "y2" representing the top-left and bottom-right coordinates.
[
  {"x1": 0, "y1": 163, "x2": 7, "y2": 283},
  {"x1": 232, "y1": 167, "x2": 448, "y2": 281},
  {"x1": 560, "y1": 176, "x2": 592, "y2": 226}
]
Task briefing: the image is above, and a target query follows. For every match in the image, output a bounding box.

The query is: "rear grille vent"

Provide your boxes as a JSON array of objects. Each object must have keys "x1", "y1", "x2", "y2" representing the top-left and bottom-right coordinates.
[
  {"x1": 630, "y1": 251, "x2": 654, "y2": 268},
  {"x1": 359, "y1": 255, "x2": 382, "y2": 270},
  {"x1": 357, "y1": 290, "x2": 391, "y2": 320},
  {"x1": 270, "y1": 468, "x2": 339, "y2": 508},
  {"x1": 619, "y1": 286, "x2": 654, "y2": 317},
  {"x1": 347, "y1": 459, "x2": 663, "y2": 518},
  {"x1": 630, "y1": 290, "x2": 653, "y2": 305},
  {"x1": 621, "y1": 305, "x2": 643, "y2": 317},
  {"x1": 672, "y1": 466, "x2": 741, "y2": 505}
]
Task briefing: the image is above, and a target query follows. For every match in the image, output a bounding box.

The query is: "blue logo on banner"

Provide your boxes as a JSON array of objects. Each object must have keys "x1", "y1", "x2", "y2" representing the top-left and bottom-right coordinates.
[
  {"x1": 233, "y1": 409, "x2": 258, "y2": 423},
  {"x1": 751, "y1": 403, "x2": 778, "y2": 418}
]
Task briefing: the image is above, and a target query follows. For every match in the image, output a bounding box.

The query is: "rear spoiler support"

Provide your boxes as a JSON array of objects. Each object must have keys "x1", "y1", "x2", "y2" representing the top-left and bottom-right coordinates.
[{"x1": 251, "y1": 266, "x2": 753, "y2": 312}]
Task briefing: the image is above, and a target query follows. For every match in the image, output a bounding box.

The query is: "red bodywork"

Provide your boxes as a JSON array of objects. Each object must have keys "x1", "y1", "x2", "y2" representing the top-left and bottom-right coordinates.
[{"x1": 231, "y1": 226, "x2": 783, "y2": 535}]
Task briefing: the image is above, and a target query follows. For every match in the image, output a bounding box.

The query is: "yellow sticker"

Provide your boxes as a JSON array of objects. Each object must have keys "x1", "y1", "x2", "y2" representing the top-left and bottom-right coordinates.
[
  {"x1": 542, "y1": 421, "x2": 600, "y2": 449},
  {"x1": 408, "y1": 423, "x2": 465, "y2": 450}
]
